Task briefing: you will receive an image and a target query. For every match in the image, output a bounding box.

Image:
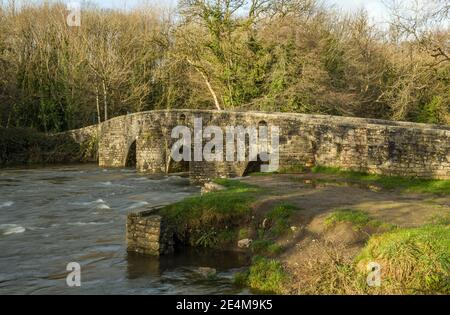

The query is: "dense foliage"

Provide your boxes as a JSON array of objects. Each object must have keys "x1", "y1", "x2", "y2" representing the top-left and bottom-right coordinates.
[
  {"x1": 0, "y1": 127, "x2": 84, "y2": 166},
  {"x1": 0, "y1": 0, "x2": 448, "y2": 132}
]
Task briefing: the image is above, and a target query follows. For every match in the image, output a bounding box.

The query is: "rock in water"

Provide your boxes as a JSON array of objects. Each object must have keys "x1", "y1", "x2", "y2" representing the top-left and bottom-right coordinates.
[
  {"x1": 197, "y1": 267, "x2": 217, "y2": 278},
  {"x1": 238, "y1": 238, "x2": 253, "y2": 248},
  {"x1": 201, "y1": 182, "x2": 226, "y2": 194}
]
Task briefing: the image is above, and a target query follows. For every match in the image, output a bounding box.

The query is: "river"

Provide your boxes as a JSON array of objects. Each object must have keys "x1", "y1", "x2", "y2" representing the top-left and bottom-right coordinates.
[{"x1": 0, "y1": 165, "x2": 250, "y2": 295}]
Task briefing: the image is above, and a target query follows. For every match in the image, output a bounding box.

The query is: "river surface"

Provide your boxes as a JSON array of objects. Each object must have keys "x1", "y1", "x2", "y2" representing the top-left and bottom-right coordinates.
[{"x1": 0, "y1": 165, "x2": 250, "y2": 295}]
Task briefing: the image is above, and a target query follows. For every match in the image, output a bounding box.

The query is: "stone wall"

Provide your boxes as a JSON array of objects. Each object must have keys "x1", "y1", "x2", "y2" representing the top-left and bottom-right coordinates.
[
  {"x1": 64, "y1": 125, "x2": 99, "y2": 162},
  {"x1": 95, "y1": 110, "x2": 450, "y2": 182},
  {"x1": 126, "y1": 208, "x2": 175, "y2": 256},
  {"x1": 64, "y1": 125, "x2": 98, "y2": 144}
]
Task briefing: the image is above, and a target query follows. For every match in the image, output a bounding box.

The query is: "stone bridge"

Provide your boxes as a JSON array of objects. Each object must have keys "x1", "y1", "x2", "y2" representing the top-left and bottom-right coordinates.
[{"x1": 70, "y1": 109, "x2": 450, "y2": 183}]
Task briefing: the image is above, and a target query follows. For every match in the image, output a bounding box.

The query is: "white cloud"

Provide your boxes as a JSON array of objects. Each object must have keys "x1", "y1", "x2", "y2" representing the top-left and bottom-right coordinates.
[{"x1": 325, "y1": 0, "x2": 389, "y2": 25}]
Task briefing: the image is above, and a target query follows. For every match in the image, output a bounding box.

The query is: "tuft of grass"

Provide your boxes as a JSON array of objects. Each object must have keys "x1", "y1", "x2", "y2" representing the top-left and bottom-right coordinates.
[
  {"x1": 251, "y1": 239, "x2": 283, "y2": 256},
  {"x1": 235, "y1": 257, "x2": 286, "y2": 294},
  {"x1": 357, "y1": 224, "x2": 450, "y2": 294},
  {"x1": 286, "y1": 224, "x2": 449, "y2": 295},
  {"x1": 325, "y1": 209, "x2": 372, "y2": 230},
  {"x1": 311, "y1": 166, "x2": 450, "y2": 195},
  {"x1": 238, "y1": 228, "x2": 250, "y2": 239},
  {"x1": 288, "y1": 244, "x2": 368, "y2": 295},
  {"x1": 429, "y1": 212, "x2": 450, "y2": 226},
  {"x1": 266, "y1": 203, "x2": 297, "y2": 237},
  {"x1": 160, "y1": 179, "x2": 261, "y2": 248},
  {"x1": 325, "y1": 209, "x2": 396, "y2": 232}
]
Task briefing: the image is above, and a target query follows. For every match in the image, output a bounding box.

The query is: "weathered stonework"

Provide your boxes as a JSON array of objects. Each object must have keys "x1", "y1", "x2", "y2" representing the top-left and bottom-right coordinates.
[
  {"x1": 65, "y1": 125, "x2": 99, "y2": 145},
  {"x1": 64, "y1": 125, "x2": 99, "y2": 162},
  {"x1": 92, "y1": 110, "x2": 450, "y2": 183},
  {"x1": 126, "y1": 208, "x2": 174, "y2": 256}
]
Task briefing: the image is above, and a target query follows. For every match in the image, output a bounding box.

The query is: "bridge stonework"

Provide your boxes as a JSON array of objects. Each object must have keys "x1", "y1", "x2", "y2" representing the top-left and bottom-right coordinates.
[{"x1": 71, "y1": 110, "x2": 450, "y2": 183}]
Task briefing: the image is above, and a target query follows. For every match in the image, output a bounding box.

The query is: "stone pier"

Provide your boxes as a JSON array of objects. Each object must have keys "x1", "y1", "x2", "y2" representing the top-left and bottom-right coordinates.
[{"x1": 126, "y1": 207, "x2": 174, "y2": 256}]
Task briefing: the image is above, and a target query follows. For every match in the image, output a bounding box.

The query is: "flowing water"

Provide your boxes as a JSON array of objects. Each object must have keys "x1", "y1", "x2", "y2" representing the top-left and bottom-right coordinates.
[{"x1": 0, "y1": 165, "x2": 250, "y2": 295}]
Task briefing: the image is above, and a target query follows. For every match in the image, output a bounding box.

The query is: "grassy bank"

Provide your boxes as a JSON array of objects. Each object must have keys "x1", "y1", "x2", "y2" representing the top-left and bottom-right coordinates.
[
  {"x1": 356, "y1": 223, "x2": 450, "y2": 294},
  {"x1": 311, "y1": 166, "x2": 450, "y2": 195},
  {"x1": 160, "y1": 179, "x2": 262, "y2": 248},
  {"x1": 237, "y1": 208, "x2": 449, "y2": 295},
  {"x1": 160, "y1": 175, "x2": 449, "y2": 294},
  {"x1": 287, "y1": 210, "x2": 450, "y2": 295},
  {"x1": 159, "y1": 180, "x2": 294, "y2": 293}
]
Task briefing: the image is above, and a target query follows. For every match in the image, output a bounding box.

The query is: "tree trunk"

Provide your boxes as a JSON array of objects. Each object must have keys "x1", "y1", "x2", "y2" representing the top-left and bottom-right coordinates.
[
  {"x1": 187, "y1": 59, "x2": 222, "y2": 111},
  {"x1": 102, "y1": 81, "x2": 108, "y2": 121},
  {"x1": 96, "y1": 86, "x2": 101, "y2": 124}
]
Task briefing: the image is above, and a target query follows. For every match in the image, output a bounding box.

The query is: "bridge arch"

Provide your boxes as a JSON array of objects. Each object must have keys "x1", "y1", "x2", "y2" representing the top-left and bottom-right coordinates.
[{"x1": 125, "y1": 139, "x2": 137, "y2": 168}]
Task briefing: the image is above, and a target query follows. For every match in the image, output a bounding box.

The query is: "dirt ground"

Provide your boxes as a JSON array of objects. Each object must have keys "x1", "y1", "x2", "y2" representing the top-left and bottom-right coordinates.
[
  {"x1": 239, "y1": 173, "x2": 450, "y2": 294},
  {"x1": 241, "y1": 173, "x2": 449, "y2": 227}
]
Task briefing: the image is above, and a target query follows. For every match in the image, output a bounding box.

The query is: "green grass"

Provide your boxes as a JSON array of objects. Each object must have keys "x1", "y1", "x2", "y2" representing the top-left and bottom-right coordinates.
[
  {"x1": 357, "y1": 224, "x2": 450, "y2": 294},
  {"x1": 285, "y1": 223, "x2": 449, "y2": 294},
  {"x1": 325, "y1": 209, "x2": 396, "y2": 231},
  {"x1": 238, "y1": 228, "x2": 250, "y2": 239},
  {"x1": 266, "y1": 203, "x2": 298, "y2": 237},
  {"x1": 251, "y1": 239, "x2": 283, "y2": 256},
  {"x1": 235, "y1": 257, "x2": 286, "y2": 294},
  {"x1": 429, "y1": 213, "x2": 450, "y2": 225},
  {"x1": 160, "y1": 179, "x2": 261, "y2": 248},
  {"x1": 312, "y1": 165, "x2": 450, "y2": 195}
]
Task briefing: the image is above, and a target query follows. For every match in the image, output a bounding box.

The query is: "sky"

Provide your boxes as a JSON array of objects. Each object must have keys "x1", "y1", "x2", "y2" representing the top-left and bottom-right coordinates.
[
  {"x1": 95, "y1": 0, "x2": 390, "y2": 27},
  {"x1": 93, "y1": 0, "x2": 388, "y2": 15},
  {"x1": 328, "y1": 0, "x2": 389, "y2": 24},
  {"x1": 5, "y1": 0, "x2": 390, "y2": 24}
]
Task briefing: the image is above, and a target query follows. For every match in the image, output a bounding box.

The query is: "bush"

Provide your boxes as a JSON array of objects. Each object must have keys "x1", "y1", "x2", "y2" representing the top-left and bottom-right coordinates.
[{"x1": 0, "y1": 128, "x2": 82, "y2": 166}]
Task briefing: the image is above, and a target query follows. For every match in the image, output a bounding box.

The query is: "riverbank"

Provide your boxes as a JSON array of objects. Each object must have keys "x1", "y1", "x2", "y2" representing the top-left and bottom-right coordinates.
[
  {"x1": 0, "y1": 128, "x2": 97, "y2": 168},
  {"x1": 159, "y1": 167, "x2": 450, "y2": 294}
]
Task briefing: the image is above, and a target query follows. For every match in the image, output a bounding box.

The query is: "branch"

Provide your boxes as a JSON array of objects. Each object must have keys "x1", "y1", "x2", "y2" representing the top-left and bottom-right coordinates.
[{"x1": 186, "y1": 58, "x2": 222, "y2": 111}]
